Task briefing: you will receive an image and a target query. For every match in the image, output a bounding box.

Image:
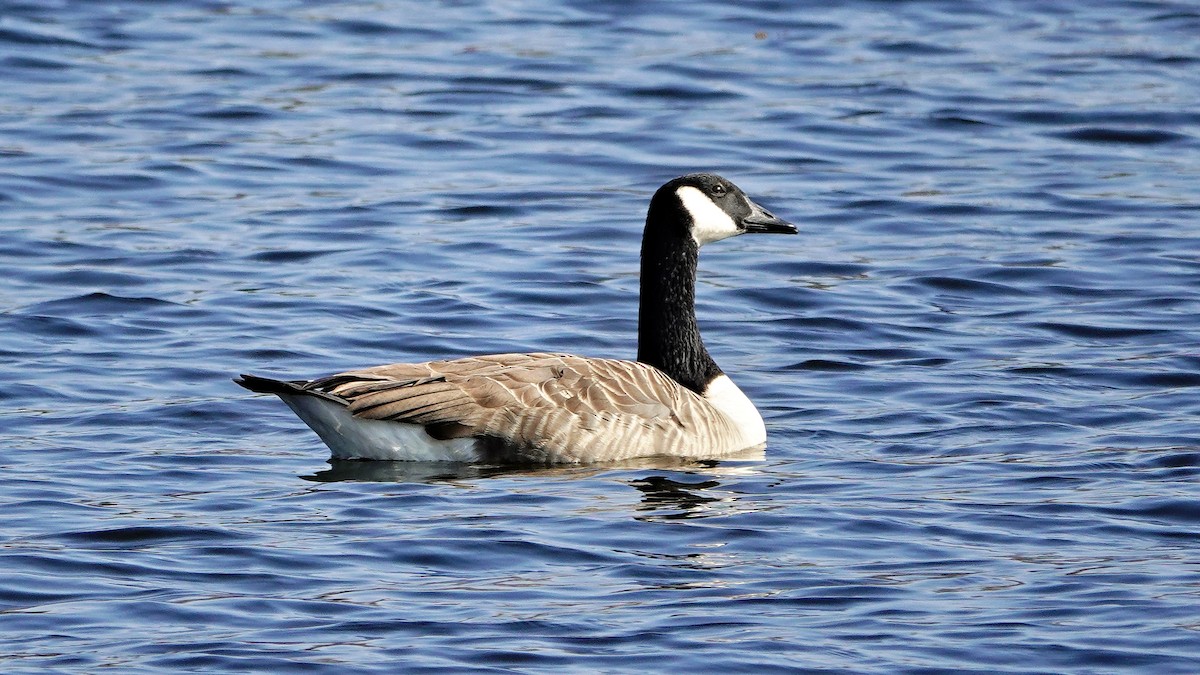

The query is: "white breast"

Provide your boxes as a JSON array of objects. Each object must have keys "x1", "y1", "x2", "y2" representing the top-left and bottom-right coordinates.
[{"x1": 702, "y1": 374, "x2": 766, "y2": 446}]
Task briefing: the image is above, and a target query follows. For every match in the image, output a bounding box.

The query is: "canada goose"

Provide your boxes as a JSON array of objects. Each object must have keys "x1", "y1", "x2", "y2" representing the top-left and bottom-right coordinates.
[{"x1": 236, "y1": 173, "x2": 795, "y2": 463}]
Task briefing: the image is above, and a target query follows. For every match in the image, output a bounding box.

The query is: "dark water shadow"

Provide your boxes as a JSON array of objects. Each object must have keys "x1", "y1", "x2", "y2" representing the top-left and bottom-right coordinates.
[
  {"x1": 301, "y1": 447, "x2": 766, "y2": 521},
  {"x1": 627, "y1": 475, "x2": 724, "y2": 520},
  {"x1": 300, "y1": 446, "x2": 766, "y2": 484}
]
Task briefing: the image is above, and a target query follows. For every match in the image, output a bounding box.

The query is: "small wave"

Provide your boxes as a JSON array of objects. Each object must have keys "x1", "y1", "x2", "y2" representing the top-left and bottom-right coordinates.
[
  {"x1": 24, "y1": 292, "x2": 178, "y2": 316},
  {"x1": 1050, "y1": 127, "x2": 1189, "y2": 145}
]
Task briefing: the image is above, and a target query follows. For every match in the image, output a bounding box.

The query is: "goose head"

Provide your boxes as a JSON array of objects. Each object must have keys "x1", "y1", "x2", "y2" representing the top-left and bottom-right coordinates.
[{"x1": 646, "y1": 173, "x2": 797, "y2": 247}]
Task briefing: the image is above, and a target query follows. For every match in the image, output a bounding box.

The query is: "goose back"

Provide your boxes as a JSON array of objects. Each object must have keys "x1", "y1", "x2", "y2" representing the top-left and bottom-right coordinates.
[{"x1": 298, "y1": 353, "x2": 756, "y2": 463}]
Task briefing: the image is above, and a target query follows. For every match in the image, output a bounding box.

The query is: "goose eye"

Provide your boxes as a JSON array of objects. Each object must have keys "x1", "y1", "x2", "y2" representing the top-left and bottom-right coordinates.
[{"x1": 711, "y1": 184, "x2": 727, "y2": 197}]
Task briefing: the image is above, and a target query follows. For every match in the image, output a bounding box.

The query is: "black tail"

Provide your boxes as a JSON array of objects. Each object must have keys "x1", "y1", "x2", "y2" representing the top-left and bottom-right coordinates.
[
  {"x1": 234, "y1": 373, "x2": 307, "y2": 395},
  {"x1": 235, "y1": 373, "x2": 350, "y2": 406}
]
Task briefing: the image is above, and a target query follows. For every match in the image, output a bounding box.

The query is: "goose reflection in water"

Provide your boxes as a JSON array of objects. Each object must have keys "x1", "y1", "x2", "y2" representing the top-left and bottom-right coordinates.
[{"x1": 301, "y1": 449, "x2": 763, "y2": 520}]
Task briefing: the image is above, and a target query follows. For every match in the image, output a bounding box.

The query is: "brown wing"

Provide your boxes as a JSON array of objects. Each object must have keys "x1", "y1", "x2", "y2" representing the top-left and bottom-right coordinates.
[{"x1": 301, "y1": 353, "x2": 741, "y2": 462}]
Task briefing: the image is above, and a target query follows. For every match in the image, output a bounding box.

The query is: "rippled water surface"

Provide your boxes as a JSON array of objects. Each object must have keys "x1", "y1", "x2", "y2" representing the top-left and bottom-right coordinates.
[{"x1": 3, "y1": 1, "x2": 1200, "y2": 672}]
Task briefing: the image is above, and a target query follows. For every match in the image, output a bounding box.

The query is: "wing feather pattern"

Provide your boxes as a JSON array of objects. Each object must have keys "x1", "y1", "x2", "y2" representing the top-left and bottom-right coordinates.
[{"x1": 299, "y1": 353, "x2": 746, "y2": 462}]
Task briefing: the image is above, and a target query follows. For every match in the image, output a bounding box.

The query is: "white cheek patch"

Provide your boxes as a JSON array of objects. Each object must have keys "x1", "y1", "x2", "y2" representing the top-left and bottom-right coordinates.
[{"x1": 677, "y1": 186, "x2": 740, "y2": 246}]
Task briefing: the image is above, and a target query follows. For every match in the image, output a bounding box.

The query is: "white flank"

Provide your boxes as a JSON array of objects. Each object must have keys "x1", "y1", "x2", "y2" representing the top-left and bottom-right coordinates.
[
  {"x1": 702, "y1": 374, "x2": 766, "y2": 446},
  {"x1": 677, "y1": 185, "x2": 740, "y2": 246},
  {"x1": 278, "y1": 393, "x2": 479, "y2": 461}
]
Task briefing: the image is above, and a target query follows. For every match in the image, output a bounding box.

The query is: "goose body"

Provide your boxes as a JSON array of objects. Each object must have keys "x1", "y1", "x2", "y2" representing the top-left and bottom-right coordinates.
[{"x1": 236, "y1": 173, "x2": 795, "y2": 463}]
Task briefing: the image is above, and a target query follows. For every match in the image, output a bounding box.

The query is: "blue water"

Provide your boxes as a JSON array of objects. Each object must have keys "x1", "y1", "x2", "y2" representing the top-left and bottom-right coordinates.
[{"x1": 2, "y1": 0, "x2": 1199, "y2": 671}]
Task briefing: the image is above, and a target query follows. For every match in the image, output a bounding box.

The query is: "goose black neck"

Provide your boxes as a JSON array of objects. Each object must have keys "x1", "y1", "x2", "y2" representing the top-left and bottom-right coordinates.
[{"x1": 637, "y1": 229, "x2": 721, "y2": 394}]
